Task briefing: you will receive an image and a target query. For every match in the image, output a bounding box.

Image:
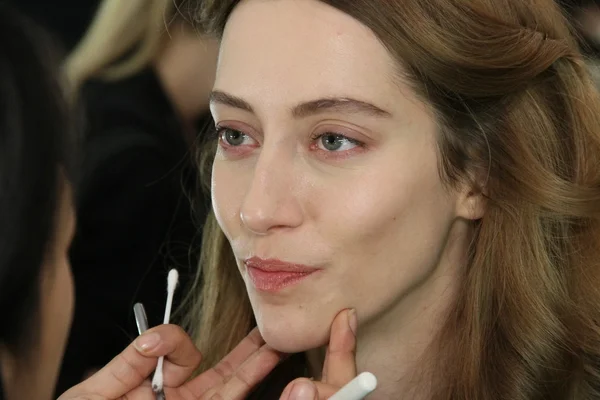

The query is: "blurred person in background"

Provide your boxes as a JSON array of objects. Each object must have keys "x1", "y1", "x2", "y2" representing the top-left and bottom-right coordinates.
[{"x1": 55, "y1": 0, "x2": 217, "y2": 393}]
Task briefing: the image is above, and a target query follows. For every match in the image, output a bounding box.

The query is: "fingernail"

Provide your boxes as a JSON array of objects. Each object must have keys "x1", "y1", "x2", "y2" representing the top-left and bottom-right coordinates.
[
  {"x1": 348, "y1": 308, "x2": 358, "y2": 336},
  {"x1": 289, "y1": 380, "x2": 316, "y2": 400},
  {"x1": 134, "y1": 332, "x2": 161, "y2": 352}
]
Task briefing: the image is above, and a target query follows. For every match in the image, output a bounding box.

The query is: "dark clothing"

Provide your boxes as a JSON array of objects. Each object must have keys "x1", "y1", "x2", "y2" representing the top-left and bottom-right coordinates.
[
  {"x1": 55, "y1": 68, "x2": 208, "y2": 395},
  {"x1": 248, "y1": 353, "x2": 309, "y2": 399}
]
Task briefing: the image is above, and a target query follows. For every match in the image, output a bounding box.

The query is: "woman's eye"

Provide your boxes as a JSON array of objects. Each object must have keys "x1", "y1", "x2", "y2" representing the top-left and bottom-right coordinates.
[
  {"x1": 316, "y1": 133, "x2": 359, "y2": 151},
  {"x1": 219, "y1": 128, "x2": 250, "y2": 146}
]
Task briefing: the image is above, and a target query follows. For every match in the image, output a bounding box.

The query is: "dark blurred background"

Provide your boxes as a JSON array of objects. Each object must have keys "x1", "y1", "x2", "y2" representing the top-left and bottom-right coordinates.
[{"x1": 6, "y1": 0, "x2": 100, "y2": 52}]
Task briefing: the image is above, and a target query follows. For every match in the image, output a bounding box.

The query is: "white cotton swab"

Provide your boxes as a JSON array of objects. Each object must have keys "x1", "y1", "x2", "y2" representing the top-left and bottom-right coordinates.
[
  {"x1": 151, "y1": 269, "x2": 179, "y2": 395},
  {"x1": 329, "y1": 372, "x2": 378, "y2": 400}
]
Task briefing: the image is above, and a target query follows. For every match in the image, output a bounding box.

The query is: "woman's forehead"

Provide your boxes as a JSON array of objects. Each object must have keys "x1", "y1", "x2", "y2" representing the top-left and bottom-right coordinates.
[{"x1": 215, "y1": 0, "x2": 405, "y2": 116}]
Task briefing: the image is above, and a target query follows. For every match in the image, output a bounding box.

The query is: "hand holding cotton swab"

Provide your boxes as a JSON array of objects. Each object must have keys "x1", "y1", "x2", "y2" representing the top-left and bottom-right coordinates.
[{"x1": 151, "y1": 269, "x2": 179, "y2": 396}]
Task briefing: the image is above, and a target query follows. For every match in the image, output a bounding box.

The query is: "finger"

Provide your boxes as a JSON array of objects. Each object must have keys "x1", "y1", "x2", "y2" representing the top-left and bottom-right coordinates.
[
  {"x1": 106, "y1": 380, "x2": 153, "y2": 400},
  {"x1": 185, "y1": 330, "x2": 284, "y2": 398},
  {"x1": 280, "y1": 378, "x2": 339, "y2": 400},
  {"x1": 211, "y1": 343, "x2": 284, "y2": 399},
  {"x1": 185, "y1": 343, "x2": 284, "y2": 398},
  {"x1": 58, "y1": 324, "x2": 200, "y2": 399},
  {"x1": 148, "y1": 325, "x2": 202, "y2": 387},
  {"x1": 322, "y1": 309, "x2": 357, "y2": 387},
  {"x1": 321, "y1": 354, "x2": 329, "y2": 383},
  {"x1": 185, "y1": 327, "x2": 267, "y2": 393}
]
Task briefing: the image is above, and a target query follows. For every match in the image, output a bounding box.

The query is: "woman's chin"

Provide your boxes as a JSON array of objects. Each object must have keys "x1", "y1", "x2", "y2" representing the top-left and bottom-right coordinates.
[{"x1": 257, "y1": 318, "x2": 330, "y2": 353}]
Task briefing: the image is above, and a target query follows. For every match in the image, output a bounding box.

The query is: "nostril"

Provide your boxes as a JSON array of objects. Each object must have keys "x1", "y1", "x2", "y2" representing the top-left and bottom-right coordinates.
[{"x1": 239, "y1": 209, "x2": 269, "y2": 236}]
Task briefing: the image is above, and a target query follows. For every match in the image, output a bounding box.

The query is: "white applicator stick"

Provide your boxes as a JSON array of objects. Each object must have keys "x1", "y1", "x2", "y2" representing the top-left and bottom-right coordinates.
[
  {"x1": 151, "y1": 269, "x2": 179, "y2": 395},
  {"x1": 329, "y1": 372, "x2": 378, "y2": 400}
]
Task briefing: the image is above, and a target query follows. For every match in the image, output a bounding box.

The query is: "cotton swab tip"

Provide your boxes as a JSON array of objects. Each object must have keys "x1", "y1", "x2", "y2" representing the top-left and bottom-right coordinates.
[
  {"x1": 151, "y1": 360, "x2": 164, "y2": 391},
  {"x1": 151, "y1": 269, "x2": 178, "y2": 395},
  {"x1": 167, "y1": 269, "x2": 179, "y2": 292},
  {"x1": 329, "y1": 372, "x2": 378, "y2": 400},
  {"x1": 357, "y1": 372, "x2": 377, "y2": 391}
]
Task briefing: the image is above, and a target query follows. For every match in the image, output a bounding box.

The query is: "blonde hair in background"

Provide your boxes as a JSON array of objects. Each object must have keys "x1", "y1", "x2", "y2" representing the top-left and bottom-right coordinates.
[{"x1": 64, "y1": 0, "x2": 183, "y2": 95}]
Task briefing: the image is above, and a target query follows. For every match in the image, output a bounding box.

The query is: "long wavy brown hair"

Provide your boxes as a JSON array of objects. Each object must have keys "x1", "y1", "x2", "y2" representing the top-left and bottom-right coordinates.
[{"x1": 182, "y1": 0, "x2": 600, "y2": 398}]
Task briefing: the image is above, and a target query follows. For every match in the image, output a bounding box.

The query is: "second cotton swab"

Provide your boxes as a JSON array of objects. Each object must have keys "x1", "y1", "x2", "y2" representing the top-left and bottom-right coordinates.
[{"x1": 151, "y1": 268, "x2": 179, "y2": 397}]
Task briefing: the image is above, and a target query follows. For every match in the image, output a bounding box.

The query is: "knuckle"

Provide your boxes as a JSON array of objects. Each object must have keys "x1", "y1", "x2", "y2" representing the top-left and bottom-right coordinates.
[
  {"x1": 160, "y1": 324, "x2": 192, "y2": 355},
  {"x1": 109, "y1": 352, "x2": 146, "y2": 386},
  {"x1": 201, "y1": 387, "x2": 223, "y2": 400},
  {"x1": 248, "y1": 333, "x2": 263, "y2": 347},
  {"x1": 154, "y1": 323, "x2": 186, "y2": 338},
  {"x1": 246, "y1": 329, "x2": 265, "y2": 348},
  {"x1": 231, "y1": 368, "x2": 254, "y2": 390},
  {"x1": 213, "y1": 359, "x2": 236, "y2": 380}
]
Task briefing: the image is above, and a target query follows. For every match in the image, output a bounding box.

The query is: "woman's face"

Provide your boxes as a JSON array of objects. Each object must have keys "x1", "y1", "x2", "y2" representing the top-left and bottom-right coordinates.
[{"x1": 211, "y1": 0, "x2": 478, "y2": 352}]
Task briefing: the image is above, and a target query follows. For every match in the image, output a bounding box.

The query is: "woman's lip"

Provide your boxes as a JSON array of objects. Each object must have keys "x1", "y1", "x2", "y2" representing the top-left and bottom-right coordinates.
[
  {"x1": 243, "y1": 257, "x2": 321, "y2": 292},
  {"x1": 244, "y1": 256, "x2": 320, "y2": 273},
  {"x1": 246, "y1": 266, "x2": 318, "y2": 292}
]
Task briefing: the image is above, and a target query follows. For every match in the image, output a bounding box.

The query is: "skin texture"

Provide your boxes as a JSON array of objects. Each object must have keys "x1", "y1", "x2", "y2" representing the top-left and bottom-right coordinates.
[{"x1": 210, "y1": 0, "x2": 484, "y2": 397}]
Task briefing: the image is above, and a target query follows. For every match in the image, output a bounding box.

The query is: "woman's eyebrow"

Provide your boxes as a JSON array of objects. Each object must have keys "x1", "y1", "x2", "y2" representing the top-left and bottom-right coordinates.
[{"x1": 210, "y1": 90, "x2": 392, "y2": 118}]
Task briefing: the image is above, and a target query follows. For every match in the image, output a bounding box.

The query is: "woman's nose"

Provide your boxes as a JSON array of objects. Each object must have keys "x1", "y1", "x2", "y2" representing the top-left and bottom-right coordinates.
[{"x1": 239, "y1": 151, "x2": 303, "y2": 235}]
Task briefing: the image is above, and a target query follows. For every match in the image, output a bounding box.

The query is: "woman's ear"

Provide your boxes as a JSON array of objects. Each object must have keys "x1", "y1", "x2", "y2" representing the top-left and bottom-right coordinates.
[
  {"x1": 455, "y1": 175, "x2": 487, "y2": 220},
  {"x1": 456, "y1": 188, "x2": 486, "y2": 220}
]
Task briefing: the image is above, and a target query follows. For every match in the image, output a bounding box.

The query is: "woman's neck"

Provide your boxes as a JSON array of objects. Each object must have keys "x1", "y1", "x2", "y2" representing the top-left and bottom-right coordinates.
[
  {"x1": 309, "y1": 222, "x2": 471, "y2": 399},
  {"x1": 355, "y1": 272, "x2": 458, "y2": 400}
]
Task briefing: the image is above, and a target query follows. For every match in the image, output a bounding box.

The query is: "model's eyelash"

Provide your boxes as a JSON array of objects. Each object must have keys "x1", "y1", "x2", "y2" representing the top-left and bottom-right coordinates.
[
  {"x1": 310, "y1": 132, "x2": 364, "y2": 147},
  {"x1": 214, "y1": 125, "x2": 227, "y2": 137},
  {"x1": 207, "y1": 124, "x2": 240, "y2": 143}
]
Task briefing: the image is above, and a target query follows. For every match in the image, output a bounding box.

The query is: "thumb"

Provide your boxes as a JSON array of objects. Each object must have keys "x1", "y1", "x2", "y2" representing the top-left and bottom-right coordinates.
[
  {"x1": 281, "y1": 378, "x2": 318, "y2": 400},
  {"x1": 58, "y1": 324, "x2": 200, "y2": 399}
]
